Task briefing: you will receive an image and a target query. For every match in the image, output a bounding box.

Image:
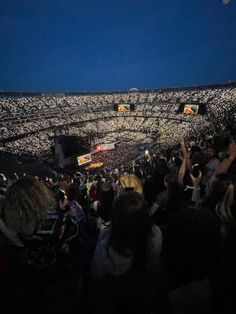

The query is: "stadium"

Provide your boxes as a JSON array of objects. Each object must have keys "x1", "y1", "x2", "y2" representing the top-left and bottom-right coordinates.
[{"x1": 1, "y1": 82, "x2": 236, "y2": 174}]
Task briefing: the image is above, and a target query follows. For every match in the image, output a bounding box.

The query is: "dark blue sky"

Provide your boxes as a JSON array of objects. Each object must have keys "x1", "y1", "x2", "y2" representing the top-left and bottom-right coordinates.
[{"x1": 0, "y1": 0, "x2": 236, "y2": 92}]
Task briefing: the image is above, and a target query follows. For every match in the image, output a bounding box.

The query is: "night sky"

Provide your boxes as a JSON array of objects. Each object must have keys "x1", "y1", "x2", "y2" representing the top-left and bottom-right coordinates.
[{"x1": 0, "y1": 0, "x2": 236, "y2": 92}]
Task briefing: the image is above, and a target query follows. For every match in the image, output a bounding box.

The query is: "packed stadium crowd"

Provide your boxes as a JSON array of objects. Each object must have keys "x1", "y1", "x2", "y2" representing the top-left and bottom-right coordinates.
[
  {"x1": 1, "y1": 125, "x2": 236, "y2": 314},
  {"x1": 0, "y1": 85, "x2": 236, "y2": 314},
  {"x1": 91, "y1": 142, "x2": 142, "y2": 168},
  {"x1": 0, "y1": 85, "x2": 236, "y2": 159}
]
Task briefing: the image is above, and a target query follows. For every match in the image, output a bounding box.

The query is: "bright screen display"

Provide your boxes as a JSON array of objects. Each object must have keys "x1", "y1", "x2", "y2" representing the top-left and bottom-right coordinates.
[
  {"x1": 77, "y1": 153, "x2": 92, "y2": 166},
  {"x1": 96, "y1": 143, "x2": 115, "y2": 152},
  {"x1": 118, "y1": 104, "x2": 130, "y2": 112},
  {"x1": 183, "y1": 104, "x2": 199, "y2": 115}
]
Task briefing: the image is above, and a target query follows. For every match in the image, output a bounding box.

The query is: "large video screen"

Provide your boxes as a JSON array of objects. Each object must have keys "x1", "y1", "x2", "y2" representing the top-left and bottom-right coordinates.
[
  {"x1": 77, "y1": 153, "x2": 92, "y2": 166},
  {"x1": 183, "y1": 104, "x2": 199, "y2": 116},
  {"x1": 96, "y1": 143, "x2": 115, "y2": 152},
  {"x1": 113, "y1": 104, "x2": 135, "y2": 112},
  {"x1": 177, "y1": 103, "x2": 207, "y2": 115},
  {"x1": 118, "y1": 104, "x2": 130, "y2": 112}
]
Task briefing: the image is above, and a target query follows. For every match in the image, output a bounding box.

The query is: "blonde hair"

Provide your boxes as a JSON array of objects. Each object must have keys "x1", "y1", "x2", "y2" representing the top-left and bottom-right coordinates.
[
  {"x1": 215, "y1": 183, "x2": 235, "y2": 223},
  {"x1": 4, "y1": 176, "x2": 55, "y2": 235}
]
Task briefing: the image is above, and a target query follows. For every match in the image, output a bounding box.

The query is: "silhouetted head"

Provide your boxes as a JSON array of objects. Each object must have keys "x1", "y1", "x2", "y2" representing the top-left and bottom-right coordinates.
[{"x1": 109, "y1": 191, "x2": 151, "y2": 257}]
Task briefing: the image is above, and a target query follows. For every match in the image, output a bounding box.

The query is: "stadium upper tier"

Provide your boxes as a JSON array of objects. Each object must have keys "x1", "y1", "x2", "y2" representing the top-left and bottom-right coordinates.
[{"x1": 0, "y1": 83, "x2": 236, "y2": 158}]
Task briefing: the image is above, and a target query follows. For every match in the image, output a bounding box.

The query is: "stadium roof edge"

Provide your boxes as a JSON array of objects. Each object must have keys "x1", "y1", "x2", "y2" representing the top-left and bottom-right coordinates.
[{"x1": 0, "y1": 81, "x2": 236, "y2": 97}]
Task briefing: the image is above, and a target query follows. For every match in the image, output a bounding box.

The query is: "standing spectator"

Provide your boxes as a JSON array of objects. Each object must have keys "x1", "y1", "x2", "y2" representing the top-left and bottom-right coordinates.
[
  {"x1": 90, "y1": 192, "x2": 166, "y2": 314},
  {"x1": 202, "y1": 146, "x2": 220, "y2": 193}
]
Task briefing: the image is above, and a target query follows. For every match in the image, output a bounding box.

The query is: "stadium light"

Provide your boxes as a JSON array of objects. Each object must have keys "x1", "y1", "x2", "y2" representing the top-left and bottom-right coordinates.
[{"x1": 129, "y1": 87, "x2": 139, "y2": 92}]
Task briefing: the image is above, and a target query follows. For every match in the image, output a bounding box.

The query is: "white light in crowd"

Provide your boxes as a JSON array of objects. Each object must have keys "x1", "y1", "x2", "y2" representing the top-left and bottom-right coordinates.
[{"x1": 145, "y1": 150, "x2": 149, "y2": 155}]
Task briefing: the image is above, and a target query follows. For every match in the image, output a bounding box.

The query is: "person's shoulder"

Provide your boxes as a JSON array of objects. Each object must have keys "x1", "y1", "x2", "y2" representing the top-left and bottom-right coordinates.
[
  {"x1": 208, "y1": 158, "x2": 220, "y2": 168},
  {"x1": 93, "y1": 200, "x2": 99, "y2": 212},
  {"x1": 156, "y1": 190, "x2": 168, "y2": 207},
  {"x1": 151, "y1": 224, "x2": 162, "y2": 238},
  {"x1": 213, "y1": 158, "x2": 220, "y2": 165},
  {"x1": 146, "y1": 225, "x2": 163, "y2": 264},
  {"x1": 157, "y1": 190, "x2": 168, "y2": 200},
  {"x1": 97, "y1": 227, "x2": 110, "y2": 244},
  {"x1": 149, "y1": 225, "x2": 162, "y2": 251}
]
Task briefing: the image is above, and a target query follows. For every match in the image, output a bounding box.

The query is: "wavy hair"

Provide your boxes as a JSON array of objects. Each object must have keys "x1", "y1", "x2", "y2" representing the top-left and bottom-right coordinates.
[
  {"x1": 215, "y1": 183, "x2": 235, "y2": 223},
  {"x1": 3, "y1": 176, "x2": 55, "y2": 235}
]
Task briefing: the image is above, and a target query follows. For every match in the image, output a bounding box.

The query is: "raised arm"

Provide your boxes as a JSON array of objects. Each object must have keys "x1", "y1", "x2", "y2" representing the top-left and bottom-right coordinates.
[
  {"x1": 215, "y1": 141, "x2": 236, "y2": 175},
  {"x1": 190, "y1": 171, "x2": 202, "y2": 204},
  {"x1": 178, "y1": 138, "x2": 191, "y2": 185}
]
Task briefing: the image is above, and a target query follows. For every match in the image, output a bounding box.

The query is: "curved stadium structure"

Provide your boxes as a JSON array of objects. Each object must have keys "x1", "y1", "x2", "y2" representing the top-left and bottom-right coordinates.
[{"x1": 0, "y1": 82, "x2": 236, "y2": 167}]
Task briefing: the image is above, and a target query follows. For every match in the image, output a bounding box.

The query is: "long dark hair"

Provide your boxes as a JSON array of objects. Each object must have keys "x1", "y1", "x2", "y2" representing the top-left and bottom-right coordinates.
[
  {"x1": 97, "y1": 182, "x2": 114, "y2": 222},
  {"x1": 67, "y1": 182, "x2": 81, "y2": 203},
  {"x1": 164, "y1": 173, "x2": 184, "y2": 212},
  {"x1": 109, "y1": 191, "x2": 152, "y2": 271}
]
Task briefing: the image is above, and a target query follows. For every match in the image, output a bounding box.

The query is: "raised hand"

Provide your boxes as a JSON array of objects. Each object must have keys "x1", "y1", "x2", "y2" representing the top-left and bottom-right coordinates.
[{"x1": 190, "y1": 171, "x2": 202, "y2": 187}]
